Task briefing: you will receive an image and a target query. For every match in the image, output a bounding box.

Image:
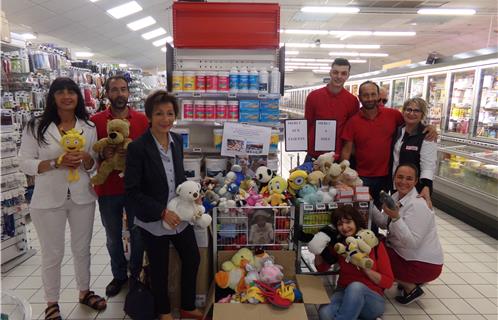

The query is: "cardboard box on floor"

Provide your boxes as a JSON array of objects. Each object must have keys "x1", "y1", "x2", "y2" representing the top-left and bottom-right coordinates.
[{"x1": 207, "y1": 250, "x2": 330, "y2": 320}]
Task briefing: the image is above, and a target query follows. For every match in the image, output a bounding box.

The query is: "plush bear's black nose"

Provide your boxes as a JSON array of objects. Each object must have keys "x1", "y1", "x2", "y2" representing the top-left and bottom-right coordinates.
[
  {"x1": 109, "y1": 132, "x2": 117, "y2": 139},
  {"x1": 193, "y1": 192, "x2": 198, "y2": 198}
]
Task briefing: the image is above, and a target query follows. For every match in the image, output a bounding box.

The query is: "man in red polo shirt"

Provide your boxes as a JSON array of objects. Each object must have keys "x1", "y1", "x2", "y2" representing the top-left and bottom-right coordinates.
[
  {"x1": 304, "y1": 58, "x2": 359, "y2": 161},
  {"x1": 91, "y1": 75, "x2": 149, "y2": 296}
]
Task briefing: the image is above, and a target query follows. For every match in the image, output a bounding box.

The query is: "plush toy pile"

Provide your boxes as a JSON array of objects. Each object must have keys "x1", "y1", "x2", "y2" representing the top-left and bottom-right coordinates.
[{"x1": 215, "y1": 248, "x2": 302, "y2": 308}]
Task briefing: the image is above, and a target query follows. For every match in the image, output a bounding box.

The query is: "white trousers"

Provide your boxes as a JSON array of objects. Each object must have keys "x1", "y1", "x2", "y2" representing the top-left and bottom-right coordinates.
[{"x1": 30, "y1": 199, "x2": 96, "y2": 302}]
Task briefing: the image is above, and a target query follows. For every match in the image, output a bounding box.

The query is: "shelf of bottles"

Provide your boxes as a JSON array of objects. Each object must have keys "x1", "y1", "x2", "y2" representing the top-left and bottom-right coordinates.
[
  {"x1": 475, "y1": 66, "x2": 498, "y2": 141},
  {"x1": 446, "y1": 70, "x2": 476, "y2": 135},
  {"x1": 427, "y1": 74, "x2": 447, "y2": 133}
]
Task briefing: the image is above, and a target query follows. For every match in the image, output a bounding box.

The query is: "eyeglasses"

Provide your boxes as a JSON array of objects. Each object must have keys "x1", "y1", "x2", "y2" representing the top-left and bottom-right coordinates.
[
  {"x1": 404, "y1": 108, "x2": 422, "y2": 114},
  {"x1": 381, "y1": 99, "x2": 388, "y2": 104}
]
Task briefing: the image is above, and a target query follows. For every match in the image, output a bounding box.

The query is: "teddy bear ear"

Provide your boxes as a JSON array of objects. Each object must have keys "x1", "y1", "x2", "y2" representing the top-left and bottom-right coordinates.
[{"x1": 176, "y1": 185, "x2": 182, "y2": 194}]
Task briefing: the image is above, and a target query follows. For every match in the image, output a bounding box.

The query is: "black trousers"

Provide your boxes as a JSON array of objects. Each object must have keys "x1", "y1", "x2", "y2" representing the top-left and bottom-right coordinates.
[{"x1": 140, "y1": 225, "x2": 200, "y2": 315}]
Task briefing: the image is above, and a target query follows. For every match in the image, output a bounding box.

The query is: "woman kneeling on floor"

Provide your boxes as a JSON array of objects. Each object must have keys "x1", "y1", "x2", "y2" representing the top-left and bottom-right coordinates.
[
  {"x1": 316, "y1": 206, "x2": 394, "y2": 320},
  {"x1": 372, "y1": 163, "x2": 444, "y2": 305}
]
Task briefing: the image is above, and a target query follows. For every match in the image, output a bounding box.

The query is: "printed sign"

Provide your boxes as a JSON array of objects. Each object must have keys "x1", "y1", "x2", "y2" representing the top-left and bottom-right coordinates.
[
  {"x1": 284, "y1": 119, "x2": 308, "y2": 152},
  {"x1": 314, "y1": 120, "x2": 337, "y2": 151}
]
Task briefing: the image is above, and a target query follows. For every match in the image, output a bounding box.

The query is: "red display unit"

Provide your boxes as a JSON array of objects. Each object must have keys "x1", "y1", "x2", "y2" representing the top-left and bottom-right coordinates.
[{"x1": 172, "y1": 2, "x2": 280, "y2": 49}]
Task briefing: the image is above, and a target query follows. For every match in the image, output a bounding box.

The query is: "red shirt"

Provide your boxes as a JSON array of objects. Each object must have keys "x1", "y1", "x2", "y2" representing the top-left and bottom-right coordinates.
[
  {"x1": 90, "y1": 107, "x2": 149, "y2": 196},
  {"x1": 342, "y1": 107, "x2": 403, "y2": 177},
  {"x1": 316, "y1": 241, "x2": 394, "y2": 296},
  {"x1": 305, "y1": 87, "x2": 359, "y2": 159}
]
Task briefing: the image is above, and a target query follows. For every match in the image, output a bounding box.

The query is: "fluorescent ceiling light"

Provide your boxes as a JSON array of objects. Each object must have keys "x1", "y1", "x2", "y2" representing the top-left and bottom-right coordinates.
[
  {"x1": 165, "y1": 36, "x2": 173, "y2": 43},
  {"x1": 286, "y1": 62, "x2": 330, "y2": 66},
  {"x1": 283, "y1": 29, "x2": 328, "y2": 35},
  {"x1": 346, "y1": 44, "x2": 380, "y2": 49},
  {"x1": 417, "y1": 8, "x2": 476, "y2": 15},
  {"x1": 328, "y1": 51, "x2": 360, "y2": 56},
  {"x1": 373, "y1": 31, "x2": 416, "y2": 36},
  {"x1": 152, "y1": 37, "x2": 168, "y2": 47},
  {"x1": 107, "y1": 1, "x2": 143, "y2": 19},
  {"x1": 330, "y1": 30, "x2": 373, "y2": 36},
  {"x1": 161, "y1": 47, "x2": 166, "y2": 52},
  {"x1": 119, "y1": 63, "x2": 128, "y2": 67},
  {"x1": 127, "y1": 16, "x2": 156, "y2": 31},
  {"x1": 286, "y1": 58, "x2": 317, "y2": 62},
  {"x1": 301, "y1": 6, "x2": 360, "y2": 14},
  {"x1": 320, "y1": 44, "x2": 345, "y2": 49},
  {"x1": 89, "y1": 0, "x2": 99, "y2": 2},
  {"x1": 349, "y1": 59, "x2": 367, "y2": 63},
  {"x1": 283, "y1": 43, "x2": 313, "y2": 48},
  {"x1": 142, "y1": 28, "x2": 166, "y2": 40},
  {"x1": 359, "y1": 52, "x2": 389, "y2": 57},
  {"x1": 75, "y1": 52, "x2": 94, "y2": 58},
  {"x1": 313, "y1": 69, "x2": 330, "y2": 73},
  {"x1": 21, "y1": 33, "x2": 37, "y2": 40},
  {"x1": 286, "y1": 51, "x2": 299, "y2": 55}
]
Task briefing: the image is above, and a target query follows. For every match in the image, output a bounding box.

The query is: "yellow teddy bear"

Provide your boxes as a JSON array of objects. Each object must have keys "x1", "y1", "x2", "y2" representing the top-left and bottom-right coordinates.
[
  {"x1": 334, "y1": 229, "x2": 379, "y2": 269},
  {"x1": 58, "y1": 128, "x2": 85, "y2": 182},
  {"x1": 91, "y1": 119, "x2": 132, "y2": 185}
]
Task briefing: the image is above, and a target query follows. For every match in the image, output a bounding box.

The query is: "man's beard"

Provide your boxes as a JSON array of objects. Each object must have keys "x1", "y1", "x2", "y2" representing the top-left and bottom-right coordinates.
[
  {"x1": 361, "y1": 101, "x2": 377, "y2": 109},
  {"x1": 110, "y1": 97, "x2": 128, "y2": 109}
]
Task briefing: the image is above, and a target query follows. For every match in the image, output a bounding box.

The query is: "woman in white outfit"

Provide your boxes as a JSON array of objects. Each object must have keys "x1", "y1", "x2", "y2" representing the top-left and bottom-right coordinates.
[{"x1": 19, "y1": 77, "x2": 106, "y2": 320}]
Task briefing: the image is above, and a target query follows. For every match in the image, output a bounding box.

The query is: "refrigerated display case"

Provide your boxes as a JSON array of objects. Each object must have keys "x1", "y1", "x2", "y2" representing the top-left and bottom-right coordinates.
[
  {"x1": 446, "y1": 70, "x2": 476, "y2": 136},
  {"x1": 392, "y1": 78, "x2": 406, "y2": 109},
  {"x1": 380, "y1": 81, "x2": 391, "y2": 107},
  {"x1": 352, "y1": 84, "x2": 359, "y2": 96},
  {"x1": 475, "y1": 65, "x2": 498, "y2": 142},
  {"x1": 408, "y1": 76, "x2": 424, "y2": 98},
  {"x1": 426, "y1": 73, "x2": 447, "y2": 133}
]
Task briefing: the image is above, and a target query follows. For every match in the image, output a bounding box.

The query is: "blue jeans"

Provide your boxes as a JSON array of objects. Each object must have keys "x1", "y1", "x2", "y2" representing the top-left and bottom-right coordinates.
[
  {"x1": 98, "y1": 195, "x2": 144, "y2": 280},
  {"x1": 319, "y1": 282, "x2": 385, "y2": 320}
]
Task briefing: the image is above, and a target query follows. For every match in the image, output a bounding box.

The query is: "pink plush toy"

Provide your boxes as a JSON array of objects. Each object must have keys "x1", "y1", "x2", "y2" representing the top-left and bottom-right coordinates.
[
  {"x1": 246, "y1": 187, "x2": 267, "y2": 206},
  {"x1": 259, "y1": 258, "x2": 284, "y2": 284}
]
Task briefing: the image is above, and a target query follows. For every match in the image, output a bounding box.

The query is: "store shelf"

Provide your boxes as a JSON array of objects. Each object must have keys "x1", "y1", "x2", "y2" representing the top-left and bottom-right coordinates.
[
  {"x1": 184, "y1": 145, "x2": 220, "y2": 154},
  {"x1": 176, "y1": 120, "x2": 280, "y2": 128},
  {"x1": 174, "y1": 92, "x2": 280, "y2": 100}
]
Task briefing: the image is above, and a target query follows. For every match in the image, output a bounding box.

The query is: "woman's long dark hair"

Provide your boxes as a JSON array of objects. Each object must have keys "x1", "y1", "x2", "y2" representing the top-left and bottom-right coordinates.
[{"x1": 28, "y1": 77, "x2": 93, "y2": 145}]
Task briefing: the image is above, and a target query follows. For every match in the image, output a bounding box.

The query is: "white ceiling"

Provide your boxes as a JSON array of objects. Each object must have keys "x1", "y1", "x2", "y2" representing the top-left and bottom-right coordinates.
[{"x1": 3, "y1": 0, "x2": 498, "y2": 75}]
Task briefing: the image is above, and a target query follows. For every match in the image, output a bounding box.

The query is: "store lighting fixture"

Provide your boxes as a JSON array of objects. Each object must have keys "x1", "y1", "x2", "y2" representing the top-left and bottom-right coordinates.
[
  {"x1": 165, "y1": 36, "x2": 173, "y2": 43},
  {"x1": 286, "y1": 62, "x2": 330, "y2": 67},
  {"x1": 359, "y1": 52, "x2": 389, "y2": 57},
  {"x1": 152, "y1": 37, "x2": 168, "y2": 47},
  {"x1": 417, "y1": 8, "x2": 476, "y2": 15},
  {"x1": 320, "y1": 44, "x2": 380, "y2": 49},
  {"x1": 301, "y1": 6, "x2": 360, "y2": 14},
  {"x1": 286, "y1": 51, "x2": 299, "y2": 55},
  {"x1": 107, "y1": 1, "x2": 143, "y2": 19},
  {"x1": 75, "y1": 52, "x2": 94, "y2": 58},
  {"x1": 328, "y1": 52, "x2": 388, "y2": 57},
  {"x1": 127, "y1": 16, "x2": 156, "y2": 31},
  {"x1": 119, "y1": 63, "x2": 128, "y2": 67},
  {"x1": 329, "y1": 30, "x2": 373, "y2": 36},
  {"x1": 141, "y1": 28, "x2": 166, "y2": 40},
  {"x1": 283, "y1": 43, "x2": 313, "y2": 48},
  {"x1": 286, "y1": 58, "x2": 317, "y2": 62},
  {"x1": 282, "y1": 29, "x2": 329, "y2": 35},
  {"x1": 21, "y1": 33, "x2": 37, "y2": 40},
  {"x1": 349, "y1": 59, "x2": 367, "y2": 63},
  {"x1": 161, "y1": 47, "x2": 166, "y2": 52},
  {"x1": 313, "y1": 69, "x2": 330, "y2": 73},
  {"x1": 373, "y1": 31, "x2": 416, "y2": 37},
  {"x1": 89, "y1": 0, "x2": 99, "y2": 2}
]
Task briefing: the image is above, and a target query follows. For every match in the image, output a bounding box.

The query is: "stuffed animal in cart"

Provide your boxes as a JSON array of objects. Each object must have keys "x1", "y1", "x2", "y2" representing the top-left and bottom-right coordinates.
[
  {"x1": 91, "y1": 119, "x2": 132, "y2": 185},
  {"x1": 297, "y1": 184, "x2": 323, "y2": 205},
  {"x1": 314, "y1": 152, "x2": 335, "y2": 173},
  {"x1": 334, "y1": 229, "x2": 379, "y2": 269},
  {"x1": 266, "y1": 176, "x2": 288, "y2": 206},
  {"x1": 255, "y1": 166, "x2": 275, "y2": 195},
  {"x1": 287, "y1": 170, "x2": 308, "y2": 197},
  {"x1": 307, "y1": 224, "x2": 340, "y2": 255},
  {"x1": 339, "y1": 165, "x2": 363, "y2": 188},
  {"x1": 57, "y1": 128, "x2": 85, "y2": 182},
  {"x1": 307, "y1": 170, "x2": 325, "y2": 187},
  {"x1": 163, "y1": 181, "x2": 211, "y2": 230},
  {"x1": 215, "y1": 248, "x2": 255, "y2": 293},
  {"x1": 259, "y1": 258, "x2": 284, "y2": 284}
]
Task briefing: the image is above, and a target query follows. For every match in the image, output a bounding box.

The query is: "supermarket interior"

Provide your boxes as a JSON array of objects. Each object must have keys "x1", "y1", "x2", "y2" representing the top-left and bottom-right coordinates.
[{"x1": 1, "y1": 0, "x2": 497, "y2": 320}]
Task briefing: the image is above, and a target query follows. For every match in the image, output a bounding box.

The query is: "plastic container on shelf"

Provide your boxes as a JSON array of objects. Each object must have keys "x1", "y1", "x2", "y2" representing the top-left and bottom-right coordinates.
[
  {"x1": 213, "y1": 129, "x2": 224, "y2": 150},
  {"x1": 206, "y1": 71, "x2": 218, "y2": 93},
  {"x1": 218, "y1": 71, "x2": 229, "y2": 92},
  {"x1": 205, "y1": 100, "x2": 216, "y2": 120},
  {"x1": 195, "y1": 71, "x2": 206, "y2": 92},
  {"x1": 194, "y1": 100, "x2": 206, "y2": 121},
  {"x1": 259, "y1": 69, "x2": 269, "y2": 93},
  {"x1": 270, "y1": 67, "x2": 280, "y2": 94},
  {"x1": 172, "y1": 71, "x2": 184, "y2": 92},
  {"x1": 184, "y1": 156, "x2": 202, "y2": 181},
  {"x1": 206, "y1": 156, "x2": 228, "y2": 177},
  {"x1": 216, "y1": 100, "x2": 228, "y2": 120},
  {"x1": 248, "y1": 68, "x2": 259, "y2": 93},
  {"x1": 238, "y1": 67, "x2": 249, "y2": 93},
  {"x1": 182, "y1": 100, "x2": 194, "y2": 120},
  {"x1": 227, "y1": 100, "x2": 239, "y2": 122},
  {"x1": 183, "y1": 71, "x2": 196, "y2": 92},
  {"x1": 171, "y1": 128, "x2": 190, "y2": 149},
  {"x1": 229, "y1": 67, "x2": 239, "y2": 93}
]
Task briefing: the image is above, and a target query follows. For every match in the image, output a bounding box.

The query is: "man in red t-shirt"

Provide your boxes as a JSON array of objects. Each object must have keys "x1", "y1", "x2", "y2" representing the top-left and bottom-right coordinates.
[
  {"x1": 91, "y1": 75, "x2": 149, "y2": 296},
  {"x1": 304, "y1": 58, "x2": 359, "y2": 161}
]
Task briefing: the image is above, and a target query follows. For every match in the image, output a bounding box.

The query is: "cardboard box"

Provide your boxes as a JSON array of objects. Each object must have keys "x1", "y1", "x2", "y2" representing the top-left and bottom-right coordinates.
[
  {"x1": 168, "y1": 246, "x2": 212, "y2": 312},
  {"x1": 259, "y1": 99, "x2": 279, "y2": 112},
  {"x1": 209, "y1": 250, "x2": 330, "y2": 320},
  {"x1": 354, "y1": 186, "x2": 370, "y2": 202}
]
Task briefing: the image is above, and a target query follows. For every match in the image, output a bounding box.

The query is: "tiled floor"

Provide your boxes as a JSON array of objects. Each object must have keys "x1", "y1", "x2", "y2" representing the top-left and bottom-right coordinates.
[{"x1": 2, "y1": 207, "x2": 497, "y2": 319}]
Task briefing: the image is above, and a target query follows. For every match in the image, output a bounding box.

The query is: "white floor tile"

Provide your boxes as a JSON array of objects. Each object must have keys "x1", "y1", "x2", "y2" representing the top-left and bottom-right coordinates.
[
  {"x1": 403, "y1": 316, "x2": 431, "y2": 320},
  {"x1": 484, "y1": 315, "x2": 498, "y2": 320},
  {"x1": 456, "y1": 314, "x2": 488, "y2": 319},
  {"x1": 2, "y1": 276, "x2": 27, "y2": 289},
  {"x1": 393, "y1": 300, "x2": 427, "y2": 315},
  {"x1": 382, "y1": 316, "x2": 405, "y2": 320},
  {"x1": 429, "y1": 316, "x2": 459, "y2": 320},
  {"x1": 468, "y1": 252, "x2": 497, "y2": 262},
  {"x1": 416, "y1": 299, "x2": 452, "y2": 314},
  {"x1": 448, "y1": 285, "x2": 485, "y2": 298},
  {"x1": 457, "y1": 245, "x2": 485, "y2": 253},
  {"x1": 439, "y1": 273, "x2": 467, "y2": 285},
  {"x1": 440, "y1": 298, "x2": 479, "y2": 314},
  {"x1": 94, "y1": 302, "x2": 126, "y2": 319},
  {"x1": 426, "y1": 285, "x2": 459, "y2": 298},
  {"x1": 464, "y1": 298, "x2": 498, "y2": 315},
  {"x1": 67, "y1": 303, "x2": 99, "y2": 320},
  {"x1": 464, "y1": 262, "x2": 496, "y2": 273},
  {"x1": 463, "y1": 273, "x2": 492, "y2": 285},
  {"x1": 444, "y1": 262, "x2": 474, "y2": 273},
  {"x1": 17, "y1": 275, "x2": 43, "y2": 289},
  {"x1": 479, "y1": 273, "x2": 498, "y2": 285},
  {"x1": 472, "y1": 285, "x2": 498, "y2": 298},
  {"x1": 10, "y1": 288, "x2": 37, "y2": 301}
]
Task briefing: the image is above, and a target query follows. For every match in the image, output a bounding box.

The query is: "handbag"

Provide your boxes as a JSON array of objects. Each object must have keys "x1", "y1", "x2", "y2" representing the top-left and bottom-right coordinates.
[{"x1": 124, "y1": 278, "x2": 155, "y2": 320}]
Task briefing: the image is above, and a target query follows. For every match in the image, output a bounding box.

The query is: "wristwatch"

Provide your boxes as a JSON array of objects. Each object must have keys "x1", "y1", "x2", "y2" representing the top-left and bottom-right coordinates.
[{"x1": 49, "y1": 159, "x2": 57, "y2": 169}]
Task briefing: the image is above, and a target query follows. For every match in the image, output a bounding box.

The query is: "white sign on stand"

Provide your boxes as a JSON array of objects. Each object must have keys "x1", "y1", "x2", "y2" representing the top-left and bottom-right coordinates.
[
  {"x1": 284, "y1": 119, "x2": 308, "y2": 151},
  {"x1": 221, "y1": 122, "x2": 271, "y2": 157},
  {"x1": 314, "y1": 120, "x2": 337, "y2": 151}
]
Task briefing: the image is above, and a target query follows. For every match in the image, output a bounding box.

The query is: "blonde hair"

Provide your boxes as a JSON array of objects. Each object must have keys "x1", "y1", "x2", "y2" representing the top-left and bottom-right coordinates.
[{"x1": 402, "y1": 97, "x2": 428, "y2": 120}]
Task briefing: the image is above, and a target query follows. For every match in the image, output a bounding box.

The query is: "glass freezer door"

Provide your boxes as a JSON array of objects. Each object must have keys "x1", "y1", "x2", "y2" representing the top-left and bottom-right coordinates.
[
  {"x1": 426, "y1": 73, "x2": 448, "y2": 134},
  {"x1": 392, "y1": 78, "x2": 406, "y2": 110},
  {"x1": 408, "y1": 76, "x2": 424, "y2": 98},
  {"x1": 475, "y1": 65, "x2": 498, "y2": 142},
  {"x1": 380, "y1": 81, "x2": 391, "y2": 108},
  {"x1": 446, "y1": 70, "x2": 476, "y2": 136}
]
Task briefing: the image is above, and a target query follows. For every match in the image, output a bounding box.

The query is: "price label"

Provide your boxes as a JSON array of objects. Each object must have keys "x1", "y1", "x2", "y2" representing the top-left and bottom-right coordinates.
[{"x1": 284, "y1": 119, "x2": 308, "y2": 152}]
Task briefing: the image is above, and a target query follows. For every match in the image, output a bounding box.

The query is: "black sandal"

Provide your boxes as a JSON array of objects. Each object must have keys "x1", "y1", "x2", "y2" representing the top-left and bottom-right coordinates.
[
  {"x1": 79, "y1": 290, "x2": 107, "y2": 311},
  {"x1": 44, "y1": 303, "x2": 62, "y2": 320}
]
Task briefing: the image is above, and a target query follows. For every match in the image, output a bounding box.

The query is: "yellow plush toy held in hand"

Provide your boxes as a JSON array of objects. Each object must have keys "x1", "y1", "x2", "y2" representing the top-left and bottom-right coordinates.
[
  {"x1": 57, "y1": 128, "x2": 85, "y2": 182},
  {"x1": 334, "y1": 229, "x2": 379, "y2": 269},
  {"x1": 91, "y1": 119, "x2": 132, "y2": 185}
]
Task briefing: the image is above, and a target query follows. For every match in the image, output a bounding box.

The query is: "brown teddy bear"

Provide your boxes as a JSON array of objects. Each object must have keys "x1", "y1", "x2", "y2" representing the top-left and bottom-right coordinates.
[{"x1": 91, "y1": 119, "x2": 132, "y2": 185}]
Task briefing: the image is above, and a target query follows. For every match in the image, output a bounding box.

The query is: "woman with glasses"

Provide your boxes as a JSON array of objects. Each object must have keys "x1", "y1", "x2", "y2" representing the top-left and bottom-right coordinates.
[{"x1": 390, "y1": 98, "x2": 437, "y2": 208}]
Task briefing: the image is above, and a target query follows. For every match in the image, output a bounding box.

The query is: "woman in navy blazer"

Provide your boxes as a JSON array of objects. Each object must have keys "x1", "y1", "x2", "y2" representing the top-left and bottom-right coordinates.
[{"x1": 125, "y1": 91, "x2": 202, "y2": 320}]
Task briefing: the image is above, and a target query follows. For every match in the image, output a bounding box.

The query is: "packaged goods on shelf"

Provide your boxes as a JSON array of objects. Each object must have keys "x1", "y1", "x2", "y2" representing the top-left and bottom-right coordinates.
[{"x1": 238, "y1": 100, "x2": 260, "y2": 122}]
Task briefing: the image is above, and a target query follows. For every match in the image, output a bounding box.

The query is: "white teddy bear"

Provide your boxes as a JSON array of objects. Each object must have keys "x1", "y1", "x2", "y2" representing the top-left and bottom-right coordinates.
[{"x1": 162, "y1": 181, "x2": 212, "y2": 230}]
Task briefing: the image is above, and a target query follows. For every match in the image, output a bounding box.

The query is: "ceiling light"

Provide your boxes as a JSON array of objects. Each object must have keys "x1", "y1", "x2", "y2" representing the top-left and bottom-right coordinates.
[
  {"x1": 285, "y1": 69, "x2": 295, "y2": 72},
  {"x1": 346, "y1": 44, "x2": 380, "y2": 49},
  {"x1": 349, "y1": 59, "x2": 367, "y2": 63},
  {"x1": 320, "y1": 44, "x2": 345, "y2": 49},
  {"x1": 328, "y1": 51, "x2": 360, "y2": 56},
  {"x1": 283, "y1": 29, "x2": 329, "y2": 35},
  {"x1": 359, "y1": 52, "x2": 389, "y2": 57},
  {"x1": 417, "y1": 8, "x2": 476, "y2": 15},
  {"x1": 373, "y1": 31, "x2": 416, "y2": 36},
  {"x1": 119, "y1": 63, "x2": 128, "y2": 67},
  {"x1": 75, "y1": 52, "x2": 94, "y2": 58},
  {"x1": 161, "y1": 47, "x2": 166, "y2": 52},
  {"x1": 21, "y1": 33, "x2": 37, "y2": 40},
  {"x1": 313, "y1": 69, "x2": 330, "y2": 73},
  {"x1": 142, "y1": 28, "x2": 166, "y2": 40},
  {"x1": 127, "y1": 16, "x2": 156, "y2": 31},
  {"x1": 89, "y1": 0, "x2": 99, "y2": 2},
  {"x1": 286, "y1": 51, "x2": 299, "y2": 55},
  {"x1": 283, "y1": 43, "x2": 313, "y2": 48},
  {"x1": 152, "y1": 37, "x2": 168, "y2": 47},
  {"x1": 286, "y1": 58, "x2": 317, "y2": 62},
  {"x1": 165, "y1": 36, "x2": 173, "y2": 43},
  {"x1": 107, "y1": 1, "x2": 143, "y2": 19},
  {"x1": 329, "y1": 30, "x2": 373, "y2": 36},
  {"x1": 301, "y1": 6, "x2": 360, "y2": 14}
]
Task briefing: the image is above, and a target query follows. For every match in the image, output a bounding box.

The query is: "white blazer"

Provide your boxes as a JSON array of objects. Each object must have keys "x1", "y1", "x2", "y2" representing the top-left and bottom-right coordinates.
[{"x1": 19, "y1": 118, "x2": 98, "y2": 209}]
